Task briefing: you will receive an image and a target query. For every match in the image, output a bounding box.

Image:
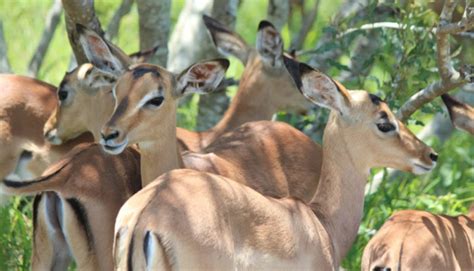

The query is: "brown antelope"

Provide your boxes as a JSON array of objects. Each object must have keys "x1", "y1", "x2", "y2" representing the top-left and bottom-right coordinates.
[
  {"x1": 1, "y1": 143, "x2": 141, "y2": 271},
  {"x1": 43, "y1": 26, "x2": 158, "y2": 144},
  {"x1": 361, "y1": 95, "x2": 474, "y2": 271},
  {"x1": 361, "y1": 206, "x2": 474, "y2": 271},
  {"x1": 0, "y1": 74, "x2": 92, "y2": 182},
  {"x1": 100, "y1": 59, "x2": 322, "y2": 201},
  {"x1": 44, "y1": 20, "x2": 311, "y2": 153},
  {"x1": 112, "y1": 58, "x2": 438, "y2": 270},
  {"x1": 176, "y1": 16, "x2": 310, "y2": 151},
  {"x1": 441, "y1": 94, "x2": 474, "y2": 135}
]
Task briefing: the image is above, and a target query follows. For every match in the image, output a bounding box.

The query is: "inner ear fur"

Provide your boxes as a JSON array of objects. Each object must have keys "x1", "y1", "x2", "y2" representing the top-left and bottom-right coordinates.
[
  {"x1": 76, "y1": 24, "x2": 124, "y2": 75},
  {"x1": 175, "y1": 58, "x2": 230, "y2": 97},
  {"x1": 256, "y1": 20, "x2": 283, "y2": 67}
]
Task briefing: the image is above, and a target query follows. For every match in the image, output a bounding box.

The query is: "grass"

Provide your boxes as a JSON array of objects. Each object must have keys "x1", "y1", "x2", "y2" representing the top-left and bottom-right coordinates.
[{"x1": 0, "y1": 1, "x2": 472, "y2": 270}]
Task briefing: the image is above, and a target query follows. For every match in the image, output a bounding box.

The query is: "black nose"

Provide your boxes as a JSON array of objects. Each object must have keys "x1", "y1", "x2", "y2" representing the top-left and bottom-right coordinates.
[
  {"x1": 429, "y1": 152, "x2": 438, "y2": 162},
  {"x1": 102, "y1": 130, "x2": 120, "y2": 141}
]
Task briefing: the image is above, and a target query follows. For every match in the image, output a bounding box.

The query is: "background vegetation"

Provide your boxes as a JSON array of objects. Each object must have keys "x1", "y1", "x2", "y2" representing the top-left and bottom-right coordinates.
[{"x1": 0, "y1": 0, "x2": 472, "y2": 270}]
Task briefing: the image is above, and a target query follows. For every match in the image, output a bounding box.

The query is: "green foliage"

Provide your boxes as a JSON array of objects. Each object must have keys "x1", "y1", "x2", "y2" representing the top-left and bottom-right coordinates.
[
  {"x1": 0, "y1": 197, "x2": 33, "y2": 270},
  {"x1": 0, "y1": 1, "x2": 472, "y2": 270}
]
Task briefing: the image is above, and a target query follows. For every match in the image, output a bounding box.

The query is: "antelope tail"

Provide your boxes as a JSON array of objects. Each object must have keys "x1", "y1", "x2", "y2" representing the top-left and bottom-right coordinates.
[{"x1": 1, "y1": 163, "x2": 66, "y2": 195}]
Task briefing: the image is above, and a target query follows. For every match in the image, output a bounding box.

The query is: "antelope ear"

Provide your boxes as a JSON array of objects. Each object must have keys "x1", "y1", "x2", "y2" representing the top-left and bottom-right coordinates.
[
  {"x1": 203, "y1": 15, "x2": 249, "y2": 64},
  {"x1": 256, "y1": 20, "x2": 283, "y2": 67},
  {"x1": 128, "y1": 45, "x2": 159, "y2": 64},
  {"x1": 76, "y1": 24, "x2": 124, "y2": 74},
  {"x1": 283, "y1": 57, "x2": 351, "y2": 115},
  {"x1": 175, "y1": 59, "x2": 230, "y2": 98},
  {"x1": 77, "y1": 63, "x2": 117, "y2": 92}
]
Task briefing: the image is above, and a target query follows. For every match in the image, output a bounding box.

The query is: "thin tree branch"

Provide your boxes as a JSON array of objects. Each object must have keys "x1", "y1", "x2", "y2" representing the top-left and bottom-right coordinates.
[
  {"x1": 396, "y1": 0, "x2": 474, "y2": 121},
  {"x1": 290, "y1": 0, "x2": 320, "y2": 51},
  {"x1": 62, "y1": 0, "x2": 104, "y2": 65},
  {"x1": 396, "y1": 80, "x2": 468, "y2": 120},
  {"x1": 105, "y1": 0, "x2": 134, "y2": 41},
  {"x1": 338, "y1": 22, "x2": 429, "y2": 38},
  {"x1": 0, "y1": 21, "x2": 11, "y2": 73},
  {"x1": 27, "y1": 0, "x2": 63, "y2": 76}
]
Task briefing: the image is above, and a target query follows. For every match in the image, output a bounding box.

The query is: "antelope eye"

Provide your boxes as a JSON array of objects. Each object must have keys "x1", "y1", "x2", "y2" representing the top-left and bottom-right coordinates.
[
  {"x1": 58, "y1": 90, "x2": 68, "y2": 101},
  {"x1": 145, "y1": 96, "x2": 164, "y2": 108},
  {"x1": 377, "y1": 122, "x2": 396, "y2": 133}
]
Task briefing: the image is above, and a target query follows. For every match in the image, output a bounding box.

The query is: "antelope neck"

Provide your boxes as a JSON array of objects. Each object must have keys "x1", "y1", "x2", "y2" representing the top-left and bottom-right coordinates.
[
  {"x1": 309, "y1": 115, "x2": 369, "y2": 266},
  {"x1": 138, "y1": 126, "x2": 184, "y2": 187},
  {"x1": 209, "y1": 67, "x2": 275, "y2": 140}
]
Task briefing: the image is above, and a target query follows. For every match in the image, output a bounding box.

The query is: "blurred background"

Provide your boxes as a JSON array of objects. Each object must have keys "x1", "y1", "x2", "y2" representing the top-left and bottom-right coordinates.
[{"x1": 0, "y1": 0, "x2": 472, "y2": 270}]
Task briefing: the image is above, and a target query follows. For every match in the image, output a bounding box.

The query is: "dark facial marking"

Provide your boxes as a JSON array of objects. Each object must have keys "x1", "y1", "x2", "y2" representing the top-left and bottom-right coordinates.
[
  {"x1": 131, "y1": 66, "x2": 160, "y2": 79},
  {"x1": 58, "y1": 79, "x2": 68, "y2": 92},
  {"x1": 380, "y1": 111, "x2": 389, "y2": 120},
  {"x1": 108, "y1": 97, "x2": 129, "y2": 125},
  {"x1": 369, "y1": 94, "x2": 383, "y2": 105}
]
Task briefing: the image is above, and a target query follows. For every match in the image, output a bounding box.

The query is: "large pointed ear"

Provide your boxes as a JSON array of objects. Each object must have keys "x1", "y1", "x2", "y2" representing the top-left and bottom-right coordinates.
[
  {"x1": 175, "y1": 59, "x2": 230, "y2": 98},
  {"x1": 283, "y1": 57, "x2": 351, "y2": 115},
  {"x1": 256, "y1": 20, "x2": 283, "y2": 67},
  {"x1": 76, "y1": 24, "x2": 124, "y2": 74},
  {"x1": 441, "y1": 94, "x2": 474, "y2": 135},
  {"x1": 128, "y1": 45, "x2": 159, "y2": 64},
  {"x1": 76, "y1": 63, "x2": 118, "y2": 92},
  {"x1": 202, "y1": 15, "x2": 249, "y2": 64}
]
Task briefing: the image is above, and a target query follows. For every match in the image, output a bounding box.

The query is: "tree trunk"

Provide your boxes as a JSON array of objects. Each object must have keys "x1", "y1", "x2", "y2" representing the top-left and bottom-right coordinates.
[
  {"x1": 62, "y1": 0, "x2": 104, "y2": 65},
  {"x1": 136, "y1": 0, "x2": 171, "y2": 66}
]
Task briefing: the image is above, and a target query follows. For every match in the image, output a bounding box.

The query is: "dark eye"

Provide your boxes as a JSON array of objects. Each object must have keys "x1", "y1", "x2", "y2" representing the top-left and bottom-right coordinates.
[
  {"x1": 145, "y1": 97, "x2": 164, "y2": 108},
  {"x1": 58, "y1": 90, "x2": 68, "y2": 101},
  {"x1": 377, "y1": 122, "x2": 396, "y2": 133}
]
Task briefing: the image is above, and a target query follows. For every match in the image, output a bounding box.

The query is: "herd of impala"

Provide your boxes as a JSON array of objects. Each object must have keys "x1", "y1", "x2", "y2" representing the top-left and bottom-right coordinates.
[{"x1": 0, "y1": 14, "x2": 472, "y2": 271}]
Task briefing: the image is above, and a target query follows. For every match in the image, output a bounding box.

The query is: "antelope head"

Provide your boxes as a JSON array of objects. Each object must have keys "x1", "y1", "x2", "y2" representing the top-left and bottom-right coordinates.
[
  {"x1": 44, "y1": 24, "x2": 158, "y2": 144},
  {"x1": 284, "y1": 58, "x2": 438, "y2": 174},
  {"x1": 203, "y1": 15, "x2": 310, "y2": 113},
  {"x1": 100, "y1": 59, "x2": 230, "y2": 154}
]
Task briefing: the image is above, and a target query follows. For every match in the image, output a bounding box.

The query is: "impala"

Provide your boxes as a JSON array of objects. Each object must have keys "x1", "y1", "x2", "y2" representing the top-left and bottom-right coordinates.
[
  {"x1": 100, "y1": 59, "x2": 321, "y2": 203},
  {"x1": 1, "y1": 143, "x2": 141, "y2": 271},
  {"x1": 441, "y1": 94, "x2": 474, "y2": 135},
  {"x1": 0, "y1": 74, "x2": 92, "y2": 183},
  {"x1": 45, "y1": 19, "x2": 311, "y2": 153},
  {"x1": 361, "y1": 206, "x2": 474, "y2": 271},
  {"x1": 112, "y1": 58, "x2": 438, "y2": 270},
  {"x1": 362, "y1": 96, "x2": 474, "y2": 271}
]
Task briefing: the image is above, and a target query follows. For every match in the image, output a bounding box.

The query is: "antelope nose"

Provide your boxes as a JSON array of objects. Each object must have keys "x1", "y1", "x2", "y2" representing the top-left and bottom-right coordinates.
[
  {"x1": 101, "y1": 130, "x2": 120, "y2": 141},
  {"x1": 429, "y1": 152, "x2": 438, "y2": 162}
]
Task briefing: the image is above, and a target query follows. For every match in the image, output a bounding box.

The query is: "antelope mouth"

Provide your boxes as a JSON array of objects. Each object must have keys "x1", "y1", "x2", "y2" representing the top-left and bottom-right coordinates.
[
  {"x1": 44, "y1": 129, "x2": 63, "y2": 145},
  {"x1": 412, "y1": 162, "x2": 435, "y2": 175},
  {"x1": 100, "y1": 138, "x2": 128, "y2": 155}
]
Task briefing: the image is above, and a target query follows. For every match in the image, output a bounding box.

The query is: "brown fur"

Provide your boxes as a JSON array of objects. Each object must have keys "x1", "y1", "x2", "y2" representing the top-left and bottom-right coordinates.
[
  {"x1": 113, "y1": 63, "x2": 437, "y2": 270},
  {"x1": 0, "y1": 74, "x2": 92, "y2": 180},
  {"x1": 2, "y1": 143, "x2": 141, "y2": 271},
  {"x1": 101, "y1": 62, "x2": 322, "y2": 200},
  {"x1": 362, "y1": 210, "x2": 474, "y2": 271},
  {"x1": 47, "y1": 20, "x2": 311, "y2": 154}
]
